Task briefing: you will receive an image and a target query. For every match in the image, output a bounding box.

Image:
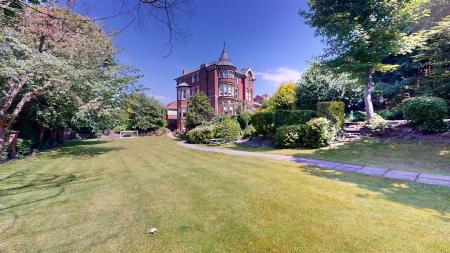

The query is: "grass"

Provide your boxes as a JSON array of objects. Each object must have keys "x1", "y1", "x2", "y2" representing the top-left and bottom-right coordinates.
[
  {"x1": 209, "y1": 138, "x2": 450, "y2": 176},
  {"x1": 0, "y1": 137, "x2": 449, "y2": 252}
]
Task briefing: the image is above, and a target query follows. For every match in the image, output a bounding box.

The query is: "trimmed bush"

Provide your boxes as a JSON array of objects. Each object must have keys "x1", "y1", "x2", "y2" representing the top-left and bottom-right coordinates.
[
  {"x1": 274, "y1": 124, "x2": 306, "y2": 148},
  {"x1": 273, "y1": 110, "x2": 317, "y2": 128},
  {"x1": 317, "y1": 101, "x2": 345, "y2": 128},
  {"x1": 172, "y1": 129, "x2": 185, "y2": 138},
  {"x1": 366, "y1": 114, "x2": 389, "y2": 132},
  {"x1": 237, "y1": 111, "x2": 252, "y2": 129},
  {"x1": 243, "y1": 125, "x2": 256, "y2": 139},
  {"x1": 378, "y1": 107, "x2": 403, "y2": 120},
  {"x1": 250, "y1": 112, "x2": 274, "y2": 137},
  {"x1": 403, "y1": 96, "x2": 448, "y2": 133},
  {"x1": 214, "y1": 118, "x2": 241, "y2": 143},
  {"x1": 186, "y1": 125, "x2": 214, "y2": 144},
  {"x1": 303, "y1": 117, "x2": 336, "y2": 148}
]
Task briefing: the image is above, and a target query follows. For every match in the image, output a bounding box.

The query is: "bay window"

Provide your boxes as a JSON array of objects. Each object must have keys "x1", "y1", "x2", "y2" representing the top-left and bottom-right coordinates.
[{"x1": 219, "y1": 83, "x2": 234, "y2": 97}]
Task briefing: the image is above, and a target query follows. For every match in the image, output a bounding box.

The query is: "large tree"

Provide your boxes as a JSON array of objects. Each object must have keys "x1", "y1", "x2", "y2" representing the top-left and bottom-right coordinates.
[
  {"x1": 185, "y1": 92, "x2": 214, "y2": 130},
  {"x1": 261, "y1": 82, "x2": 297, "y2": 112},
  {"x1": 296, "y1": 60, "x2": 362, "y2": 111},
  {"x1": 125, "y1": 93, "x2": 166, "y2": 132},
  {"x1": 300, "y1": 0, "x2": 429, "y2": 122}
]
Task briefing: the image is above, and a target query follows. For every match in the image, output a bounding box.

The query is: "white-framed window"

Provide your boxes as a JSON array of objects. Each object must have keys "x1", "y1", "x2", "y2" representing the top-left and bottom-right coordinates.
[
  {"x1": 179, "y1": 89, "x2": 188, "y2": 100},
  {"x1": 235, "y1": 87, "x2": 239, "y2": 99},
  {"x1": 192, "y1": 75, "x2": 195, "y2": 83},
  {"x1": 222, "y1": 101, "x2": 234, "y2": 115},
  {"x1": 181, "y1": 107, "x2": 187, "y2": 118},
  {"x1": 236, "y1": 78, "x2": 239, "y2": 84},
  {"x1": 219, "y1": 83, "x2": 234, "y2": 97},
  {"x1": 191, "y1": 73, "x2": 199, "y2": 83},
  {"x1": 219, "y1": 71, "x2": 234, "y2": 79},
  {"x1": 246, "y1": 89, "x2": 252, "y2": 102}
]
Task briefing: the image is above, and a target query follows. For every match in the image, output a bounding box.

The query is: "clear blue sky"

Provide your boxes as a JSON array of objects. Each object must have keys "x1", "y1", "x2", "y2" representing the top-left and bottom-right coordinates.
[{"x1": 76, "y1": 0, "x2": 324, "y2": 104}]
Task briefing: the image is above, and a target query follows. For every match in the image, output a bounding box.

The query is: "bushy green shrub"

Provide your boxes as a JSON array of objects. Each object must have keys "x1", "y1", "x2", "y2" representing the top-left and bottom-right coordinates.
[
  {"x1": 153, "y1": 127, "x2": 170, "y2": 136},
  {"x1": 15, "y1": 138, "x2": 33, "y2": 159},
  {"x1": 172, "y1": 129, "x2": 185, "y2": 138},
  {"x1": 366, "y1": 114, "x2": 389, "y2": 132},
  {"x1": 186, "y1": 125, "x2": 214, "y2": 144},
  {"x1": 214, "y1": 118, "x2": 241, "y2": 143},
  {"x1": 345, "y1": 110, "x2": 366, "y2": 122},
  {"x1": 237, "y1": 111, "x2": 252, "y2": 129},
  {"x1": 274, "y1": 124, "x2": 306, "y2": 148},
  {"x1": 317, "y1": 101, "x2": 345, "y2": 128},
  {"x1": 403, "y1": 96, "x2": 448, "y2": 133},
  {"x1": 303, "y1": 118, "x2": 336, "y2": 148},
  {"x1": 273, "y1": 110, "x2": 317, "y2": 128},
  {"x1": 250, "y1": 112, "x2": 274, "y2": 137},
  {"x1": 243, "y1": 125, "x2": 256, "y2": 139},
  {"x1": 378, "y1": 107, "x2": 403, "y2": 120}
]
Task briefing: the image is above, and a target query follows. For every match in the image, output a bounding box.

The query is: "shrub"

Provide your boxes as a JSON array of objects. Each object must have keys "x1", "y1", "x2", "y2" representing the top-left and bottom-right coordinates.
[
  {"x1": 214, "y1": 118, "x2": 241, "y2": 143},
  {"x1": 243, "y1": 125, "x2": 256, "y2": 139},
  {"x1": 303, "y1": 118, "x2": 336, "y2": 148},
  {"x1": 378, "y1": 107, "x2": 403, "y2": 120},
  {"x1": 317, "y1": 101, "x2": 345, "y2": 128},
  {"x1": 346, "y1": 110, "x2": 366, "y2": 122},
  {"x1": 250, "y1": 112, "x2": 274, "y2": 137},
  {"x1": 186, "y1": 125, "x2": 214, "y2": 144},
  {"x1": 273, "y1": 110, "x2": 317, "y2": 128},
  {"x1": 15, "y1": 138, "x2": 33, "y2": 159},
  {"x1": 153, "y1": 127, "x2": 170, "y2": 136},
  {"x1": 237, "y1": 111, "x2": 252, "y2": 129},
  {"x1": 274, "y1": 124, "x2": 306, "y2": 148},
  {"x1": 172, "y1": 129, "x2": 185, "y2": 138},
  {"x1": 366, "y1": 114, "x2": 389, "y2": 132},
  {"x1": 403, "y1": 96, "x2": 448, "y2": 133}
]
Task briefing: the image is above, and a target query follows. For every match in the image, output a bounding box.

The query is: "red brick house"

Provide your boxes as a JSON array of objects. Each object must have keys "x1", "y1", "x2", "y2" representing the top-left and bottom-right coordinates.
[
  {"x1": 166, "y1": 101, "x2": 178, "y2": 130},
  {"x1": 175, "y1": 48, "x2": 255, "y2": 130},
  {"x1": 253, "y1": 94, "x2": 270, "y2": 107}
]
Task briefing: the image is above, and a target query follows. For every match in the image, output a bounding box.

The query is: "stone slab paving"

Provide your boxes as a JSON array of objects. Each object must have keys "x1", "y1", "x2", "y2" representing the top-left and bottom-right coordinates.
[{"x1": 178, "y1": 141, "x2": 450, "y2": 188}]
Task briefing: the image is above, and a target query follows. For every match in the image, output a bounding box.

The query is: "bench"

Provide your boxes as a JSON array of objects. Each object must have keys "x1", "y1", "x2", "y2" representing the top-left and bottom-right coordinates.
[{"x1": 209, "y1": 138, "x2": 223, "y2": 146}]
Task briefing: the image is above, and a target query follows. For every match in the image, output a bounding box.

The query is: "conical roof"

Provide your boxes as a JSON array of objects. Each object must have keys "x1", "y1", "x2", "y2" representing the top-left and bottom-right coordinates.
[{"x1": 217, "y1": 49, "x2": 234, "y2": 66}]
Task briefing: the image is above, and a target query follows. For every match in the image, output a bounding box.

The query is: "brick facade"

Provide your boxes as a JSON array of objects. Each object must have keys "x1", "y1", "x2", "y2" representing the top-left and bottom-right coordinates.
[{"x1": 174, "y1": 49, "x2": 255, "y2": 130}]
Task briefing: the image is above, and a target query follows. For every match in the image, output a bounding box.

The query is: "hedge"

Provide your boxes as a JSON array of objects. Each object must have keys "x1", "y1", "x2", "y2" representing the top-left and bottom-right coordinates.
[
  {"x1": 403, "y1": 96, "x2": 448, "y2": 133},
  {"x1": 317, "y1": 101, "x2": 345, "y2": 128},
  {"x1": 186, "y1": 125, "x2": 214, "y2": 144},
  {"x1": 250, "y1": 112, "x2": 274, "y2": 137},
  {"x1": 273, "y1": 110, "x2": 317, "y2": 128},
  {"x1": 274, "y1": 124, "x2": 306, "y2": 148}
]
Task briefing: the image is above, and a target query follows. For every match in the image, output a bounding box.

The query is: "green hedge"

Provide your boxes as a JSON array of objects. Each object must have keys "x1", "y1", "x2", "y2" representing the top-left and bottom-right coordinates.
[
  {"x1": 214, "y1": 118, "x2": 241, "y2": 143},
  {"x1": 274, "y1": 124, "x2": 306, "y2": 148},
  {"x1": 317, "y1": 101, "x2": 345, "y2": 128},
  {"x1": 403, "y1": 96, "x2": 448, "y2": 133},
  {"x1": 303, "y1": 117, "x2": 336, "y2": 148},
  {"x1": 378, "y1": 107, "x2": 403, "y2": 120},
  {"x1": 250, "y1": 112, "x2": 274, "y2": 137},
  {"x1": 186, "y1": 125, "x2": 214, "y2": 144},
  {"x1": 273, "y1": 110, "x2": 317, "y2": 128}
]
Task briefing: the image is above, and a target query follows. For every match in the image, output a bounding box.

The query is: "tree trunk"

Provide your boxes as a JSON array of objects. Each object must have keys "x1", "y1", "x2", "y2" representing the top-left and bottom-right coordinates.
[
  {"x1": 39, "y1": 125, "x2": 45, "y2": 144},
  {"x1": 0, "y1": 125, "x2": 5, "y2": 155},
  {"x1": 364, "y1": 68, "x2": 375, "y2": 123}
]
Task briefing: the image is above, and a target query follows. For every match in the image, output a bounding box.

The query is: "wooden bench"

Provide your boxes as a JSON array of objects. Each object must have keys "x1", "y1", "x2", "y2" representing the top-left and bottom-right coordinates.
[{"x1": 209, "y1": 138, "x2": 223, "y2": 146}]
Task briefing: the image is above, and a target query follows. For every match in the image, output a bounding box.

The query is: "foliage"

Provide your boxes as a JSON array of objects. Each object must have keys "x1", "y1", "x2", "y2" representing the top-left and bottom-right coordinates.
[
  {"x1": 274, "y1": 125, "x2": 305, "y2": 149},
  {"x1": 378, "y1": 107, "x2": 404, "y2": 120},
  {"x1": 236, "y1": 111, "x2": 252, "y2": 130},
  {"x1": 214, "y1": 118, "x2": 241, "y2": 143},
  {"x1": 300, "y1": 0, "x2": 430, "y2": 122},
  {"x1": 262, "y1": 82, "x2": 297, "y2": 111},
  {"x1": 172, "y1": 129, "x2": 185, "y2": 138},
  {"x1": 303, "y1": 117, "x2": 336, "y2": 149},
  {"x1": 365, "y1": 114, "x2": 389, "y2": 132},
  {"x1": 250, "y1": 112, "x2": 274, "y2": 137},
  {"x1": 186, "y1": 125, "x2": 214, "y2": 144},
  {"x1": 296, "y1": 60, "x2": 362, "y2": 111},
  {"x1": 242, "y1": 125, "x2": 256, "y2": 139},
  {"x1": 273, "y1": 110, "x2": 317, "y2": 128},
  {"x1": 317, "y1": 101, "x2": 345, "y2": 128},
  {"x1": 15, "y1": 138, "x2": 33, "y2": 159},
  {"x1": 345, "y1": 111, "x2": 366, "y2": 123},
  {"x1": 185, "y1": 93, "x2": 214, "y2": 130},
  {"x1": 403, "y1": 96, "x2": 448, "y2": 133},
  {"x1": 126, "y1": 94, "x2": 166, "y2": 132}
]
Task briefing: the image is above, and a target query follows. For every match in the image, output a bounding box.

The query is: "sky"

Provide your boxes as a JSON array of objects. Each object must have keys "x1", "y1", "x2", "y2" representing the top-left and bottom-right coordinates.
[{"x1": 75, "y1": 0, "x2": 324, "y2": 104}]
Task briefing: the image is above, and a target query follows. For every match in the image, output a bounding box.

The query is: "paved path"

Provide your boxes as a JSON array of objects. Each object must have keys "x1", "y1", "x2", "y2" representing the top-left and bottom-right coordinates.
[{"x1": 178, "y1": 141, "x2": 450, "y2": 188}]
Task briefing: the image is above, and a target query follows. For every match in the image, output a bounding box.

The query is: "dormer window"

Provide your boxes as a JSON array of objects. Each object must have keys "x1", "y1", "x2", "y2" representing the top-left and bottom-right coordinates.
[{"x1": 191, "y1": 73, "x2": 199, "y2": 83}]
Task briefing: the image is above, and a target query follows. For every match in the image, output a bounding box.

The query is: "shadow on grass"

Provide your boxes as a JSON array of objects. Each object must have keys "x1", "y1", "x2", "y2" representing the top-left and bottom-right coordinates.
[
  {"x1": 43, "y1": 140, "x2": 122, "y2": 159},
  {"x1": 301, "y1": 166, "x2": 450, "y2": 221}
]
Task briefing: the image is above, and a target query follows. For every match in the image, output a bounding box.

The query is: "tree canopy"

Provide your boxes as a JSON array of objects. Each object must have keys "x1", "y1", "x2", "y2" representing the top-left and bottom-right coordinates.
[{"x1": 185, "y1": 92, "x2": 214, "y2": 130}]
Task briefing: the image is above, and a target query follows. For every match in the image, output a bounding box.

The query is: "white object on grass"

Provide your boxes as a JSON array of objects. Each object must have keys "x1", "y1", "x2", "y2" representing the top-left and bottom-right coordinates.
[
  {"x1": 147, "y1": 227, "x2": 158, "y2": 234},
  {"x1": 119, "y1": 130, "x2": 138, "y2": 138}
]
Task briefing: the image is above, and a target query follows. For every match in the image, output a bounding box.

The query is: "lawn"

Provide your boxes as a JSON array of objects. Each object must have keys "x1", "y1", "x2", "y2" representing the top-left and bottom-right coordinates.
[
  {"x1": 0, "y1": 137, "x2": 449, "y2": 252},
  {"x1": 211, "y1": 138, "x2": 450, "y2": 176}
]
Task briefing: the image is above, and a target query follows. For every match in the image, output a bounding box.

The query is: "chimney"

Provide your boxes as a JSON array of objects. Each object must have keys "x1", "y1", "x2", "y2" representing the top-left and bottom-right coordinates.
[{"x1": 182, "y1": 69, "x2": 186, "y2": 75}]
